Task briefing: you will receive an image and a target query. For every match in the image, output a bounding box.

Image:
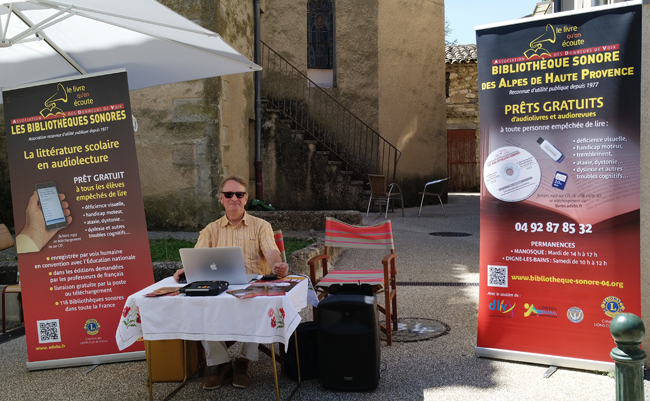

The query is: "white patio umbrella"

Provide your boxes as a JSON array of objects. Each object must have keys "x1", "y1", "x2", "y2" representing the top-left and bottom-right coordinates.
[{"x1": 0, "y1": 0, "x2": 261, "y2": 103}]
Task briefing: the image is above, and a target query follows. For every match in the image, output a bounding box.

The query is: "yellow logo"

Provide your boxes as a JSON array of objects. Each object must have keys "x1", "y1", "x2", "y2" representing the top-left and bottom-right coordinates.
[
  {"x1": 84, "y1": 319, "x2": 101, "y2": 336},
  {"x1": 601, "y1": 296, "x2": 625, "y2": 318},
  {"x1": 40, "y1": 83, "x2": 68, "y2": 119},
  {"x1": 524, "y1": 24, "x2": 556, "y2": 60}
]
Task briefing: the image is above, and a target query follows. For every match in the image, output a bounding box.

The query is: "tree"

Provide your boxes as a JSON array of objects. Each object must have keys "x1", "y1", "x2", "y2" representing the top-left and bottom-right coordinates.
[{"x1": 445, "y1": 18, "x2": 458, "y2": 46}]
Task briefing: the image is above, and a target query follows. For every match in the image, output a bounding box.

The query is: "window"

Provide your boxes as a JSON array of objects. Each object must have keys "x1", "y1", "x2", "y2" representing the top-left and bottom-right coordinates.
[{"x1": 307, "y1": 0, "x2": 334, "y2": 87}]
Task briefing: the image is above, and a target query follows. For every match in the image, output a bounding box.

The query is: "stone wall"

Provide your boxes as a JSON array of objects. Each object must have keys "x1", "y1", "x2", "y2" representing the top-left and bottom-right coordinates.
[
  {"x1": 247, "y1": 210, "x2": 362, "y2": 230},
  {"x1": 446, "y1": 62, "x2": 479, "y2": 130}
]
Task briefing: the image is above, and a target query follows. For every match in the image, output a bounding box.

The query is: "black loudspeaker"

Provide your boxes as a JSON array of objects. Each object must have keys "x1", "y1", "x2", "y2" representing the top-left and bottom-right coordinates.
[
  {"x1": 284, "y1": 321, "x2": 320, "y2": 381},
  {"x1": 317, "y1": 287, "x2": 380, "y2": 391}
]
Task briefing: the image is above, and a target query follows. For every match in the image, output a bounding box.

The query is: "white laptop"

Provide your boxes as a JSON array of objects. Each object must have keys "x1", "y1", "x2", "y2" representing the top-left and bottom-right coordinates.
[{"x1": 179, "y1": 247, "x2": 257, "y2": 285}]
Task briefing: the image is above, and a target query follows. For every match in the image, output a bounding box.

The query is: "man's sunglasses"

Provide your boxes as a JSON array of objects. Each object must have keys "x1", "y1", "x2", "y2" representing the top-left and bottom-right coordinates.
[{"x1": 221, "y1": 191, "x2": 247, "y2": 199}]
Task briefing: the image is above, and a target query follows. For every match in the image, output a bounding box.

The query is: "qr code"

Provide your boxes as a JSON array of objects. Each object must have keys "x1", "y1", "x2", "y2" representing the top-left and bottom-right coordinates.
[
  {"x1": 487, "y1": 265, "x2": 508, "y2": 288},
  {"x1": 37, "y1": 319, "x2": 61, "y2": 344}
]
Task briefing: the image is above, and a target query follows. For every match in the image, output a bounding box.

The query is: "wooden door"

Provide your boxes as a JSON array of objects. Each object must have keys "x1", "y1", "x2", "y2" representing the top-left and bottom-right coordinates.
[{"x1": 447, "y1": 129, "x2": 478, "y2": 192}]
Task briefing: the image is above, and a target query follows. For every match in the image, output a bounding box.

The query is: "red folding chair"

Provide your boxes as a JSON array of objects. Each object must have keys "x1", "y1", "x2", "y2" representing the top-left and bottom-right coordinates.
[{"x1": 308, "y1": 218, "x2": 398, "y2": 345}]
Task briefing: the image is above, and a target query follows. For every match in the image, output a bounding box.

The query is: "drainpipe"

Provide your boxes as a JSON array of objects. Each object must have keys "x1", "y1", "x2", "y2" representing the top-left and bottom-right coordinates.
[
  {"x1": 554, "y1": 0, "x2": 561, "y2": 13},
  {"x1": 254, "y1": 0, "x2": 263, "y2": 201}
]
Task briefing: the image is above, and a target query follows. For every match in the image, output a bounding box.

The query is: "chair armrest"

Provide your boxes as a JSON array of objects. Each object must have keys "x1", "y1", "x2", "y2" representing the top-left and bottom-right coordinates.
[
  {"x1": 308, "y1": 254, "x2": 330, "y2": 283},
  {"x1": 387, "y1": 182, "x2": 403, "y2": 196},
  {"x1": 422, "y1": 178, "x2": 449, "y2": 193},
  {"x1": 381, "y1": 253, "x2": 397, "y2": 266},
  {"x1": 382, "y1": 253, "x2": 397, "y2": 288}
]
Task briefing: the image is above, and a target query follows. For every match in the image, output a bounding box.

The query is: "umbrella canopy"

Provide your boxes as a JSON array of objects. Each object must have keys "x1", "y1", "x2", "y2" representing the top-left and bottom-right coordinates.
[{"x1": 0, "y1": 0, "x2": 261, "y2": 103}]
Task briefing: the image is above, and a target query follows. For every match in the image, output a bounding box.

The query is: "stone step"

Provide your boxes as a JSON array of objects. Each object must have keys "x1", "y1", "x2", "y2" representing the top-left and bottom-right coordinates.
[
  {"x1": 339, "y1": 170, "x2": 353, "y2": 175},
  {"x1": 304, "y1": 140, "x2": 318, "y2": 145},
  {"x1": 316, "y1": 150, "x2": 330, "y2": 156},
  {"x1": 351, "y1": 181, "x2": 365, "y2": 186},
  {"x1": 266, "y1": 108, "x2": 281, "y2": 113},
  {"x1": 278, "y1": 119, "x2": 293, "y2": 125},
  {"x1": 328, "y1": 160, "x2": 342, "y2": 165}
]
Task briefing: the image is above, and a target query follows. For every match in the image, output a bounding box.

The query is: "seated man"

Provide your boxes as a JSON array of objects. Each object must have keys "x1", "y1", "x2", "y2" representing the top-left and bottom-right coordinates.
[{"x1": 173, "y1": 175, "x2": 289, "y2": 390}]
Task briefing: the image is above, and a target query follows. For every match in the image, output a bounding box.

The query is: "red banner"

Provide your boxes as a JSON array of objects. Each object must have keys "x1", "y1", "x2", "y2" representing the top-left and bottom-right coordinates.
[
  {"x1": 476, "y1": 5, "x2": 641, "y2": 368},
  {"x1": 3, "y1": 71, "x2": 153, "y2": 368}
]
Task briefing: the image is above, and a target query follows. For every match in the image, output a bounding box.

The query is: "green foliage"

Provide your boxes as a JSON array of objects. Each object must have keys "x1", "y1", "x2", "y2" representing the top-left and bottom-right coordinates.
[
  {"x1": 247, "y1": 199, "x2": 275, "y2": 211},
  {"x1": 149, "y1": 237, "x2": 314, "y2": 262},
  {"x1": 283, "y1": 238, "x2": 315, "y2": 257},
  {"x1": 149, "y1": 238, "x2": 196, "y2": 262}
]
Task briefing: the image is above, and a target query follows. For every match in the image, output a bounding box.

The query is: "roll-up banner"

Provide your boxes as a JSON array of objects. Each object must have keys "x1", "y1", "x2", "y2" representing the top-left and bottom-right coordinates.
[
  {"x1": 476, "y1": 3, "x2": 641, "y2": 370},
  {"x1": 3, "y1": 70, "x2": 154, "y2": 370}
]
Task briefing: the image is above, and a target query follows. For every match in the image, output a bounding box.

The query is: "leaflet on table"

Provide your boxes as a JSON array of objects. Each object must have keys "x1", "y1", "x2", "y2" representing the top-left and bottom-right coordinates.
[
  {"x1": 227, "y1": 285, "x2": 285, "y2": 299},
  {"x1": 227, "y1": 275, "x2": 307, "y2": 299},
  {"x1": 144, "y1": 287, "x2": 182, "y2": 297},
  {"x1": 251, "y1": 275, "x2": 305, "y2": 291}
]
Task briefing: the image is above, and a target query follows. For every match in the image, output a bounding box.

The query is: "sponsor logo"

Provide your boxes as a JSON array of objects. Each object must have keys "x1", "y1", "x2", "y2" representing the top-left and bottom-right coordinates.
[
  {"x1": 524, "y1": 24, "x2": 556, "y2": 60},
  {"x1": 567, "y1": 306, "x2": 584, "y2": 323},
  {"x1": 84, "y1": 319, "x2": 101, "y2": 336},
  {"x1": 40, "y1": 83, "x2": 69, "y2": 119},
  {"x1": 601, "y1": 296, "x2": 625, "y2": 318},
  {"x1": 524, "y1": 303, "x2": 558, "y2": 318},
  {"x1": 488, "y1": 299, "x2": 516, "y2": 318}
]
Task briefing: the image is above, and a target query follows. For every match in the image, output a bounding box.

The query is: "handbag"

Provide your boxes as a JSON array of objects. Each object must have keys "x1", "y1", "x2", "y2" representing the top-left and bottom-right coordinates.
[{"x1": 0, "y1": 224, "x2": 15, "y2": 251}]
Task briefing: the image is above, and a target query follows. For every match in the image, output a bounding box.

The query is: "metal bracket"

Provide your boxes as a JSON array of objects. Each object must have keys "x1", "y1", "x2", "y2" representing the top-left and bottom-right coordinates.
[
  {"x1": 83, "y1": 364, "x2": 100, "y2": 375},
  {"x1": 543, "y1": 365, "x2": 558, "y2": 378}
]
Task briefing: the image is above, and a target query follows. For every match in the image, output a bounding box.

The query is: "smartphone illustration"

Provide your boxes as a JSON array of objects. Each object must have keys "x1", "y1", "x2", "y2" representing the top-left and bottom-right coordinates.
[{"x1": 35, "y1": 182, "x2": 68, "y2": 231}]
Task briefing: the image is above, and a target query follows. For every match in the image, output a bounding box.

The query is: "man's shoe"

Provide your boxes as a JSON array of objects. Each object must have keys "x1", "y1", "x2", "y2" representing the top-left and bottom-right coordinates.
[
  {"x1": 232, "y1": 357, "x2": 250, "y2": 388},
  {"x1": 203, "y1": 362, "x2": 233, "y2": 390}
]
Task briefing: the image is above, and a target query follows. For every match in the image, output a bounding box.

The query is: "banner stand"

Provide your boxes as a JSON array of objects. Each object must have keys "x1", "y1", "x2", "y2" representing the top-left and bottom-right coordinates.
[
  {"x1": 476, "y1": 3, "x2": 641, "y2": 369},
  {"x1": 26, "y1": 351, "x2": 144, "y2": 371},
  {"x1": 3, "y1": 70, "x2": 154, "y2": 369},
  {"x1": 475, "y1": 347, "x2": 614, "y2": 372}
]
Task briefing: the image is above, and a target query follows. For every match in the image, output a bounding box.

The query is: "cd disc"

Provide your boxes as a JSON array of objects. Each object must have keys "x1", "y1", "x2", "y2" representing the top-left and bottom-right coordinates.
[{"x1": 484, "y1": 146, "x2": 541, "y2": 202}]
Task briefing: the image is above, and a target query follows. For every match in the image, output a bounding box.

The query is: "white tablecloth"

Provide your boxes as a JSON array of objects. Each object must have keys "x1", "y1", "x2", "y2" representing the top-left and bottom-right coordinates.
[{"x1": 115, "y1": 276, "x2": 317, "y2": 352}]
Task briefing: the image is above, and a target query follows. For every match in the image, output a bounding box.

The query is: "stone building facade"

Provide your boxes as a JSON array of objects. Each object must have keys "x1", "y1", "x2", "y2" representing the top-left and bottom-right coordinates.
[
  {"x1": 0, "y1": 0, "x2": 449, "y2": 228},
  {"x1": 260, "y1": 0, "x2": 448, "y2": 203}
]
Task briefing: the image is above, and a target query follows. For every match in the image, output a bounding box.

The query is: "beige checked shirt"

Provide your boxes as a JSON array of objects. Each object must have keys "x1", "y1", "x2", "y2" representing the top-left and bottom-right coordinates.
[{"x1": 195, "y1": 212, "x2": 277, "y2": 275}]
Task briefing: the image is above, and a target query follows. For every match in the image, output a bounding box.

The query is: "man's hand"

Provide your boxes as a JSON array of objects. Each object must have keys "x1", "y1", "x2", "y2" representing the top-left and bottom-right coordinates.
[
  {"x1": 272, "y1": 262, "x2": 289, "y2": 277},
  {"x1": 173, "y1": 268, "x2": 185, "y2": 283}
]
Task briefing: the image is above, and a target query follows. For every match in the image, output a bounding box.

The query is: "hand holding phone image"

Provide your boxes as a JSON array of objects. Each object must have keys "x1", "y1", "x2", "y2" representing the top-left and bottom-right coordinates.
[
  {"x1": 35, "y1": 182, "x2": 68, "y2": 231},
  {"x1": 16, "y1": 183, "x2": 72, "y2": 254}
]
